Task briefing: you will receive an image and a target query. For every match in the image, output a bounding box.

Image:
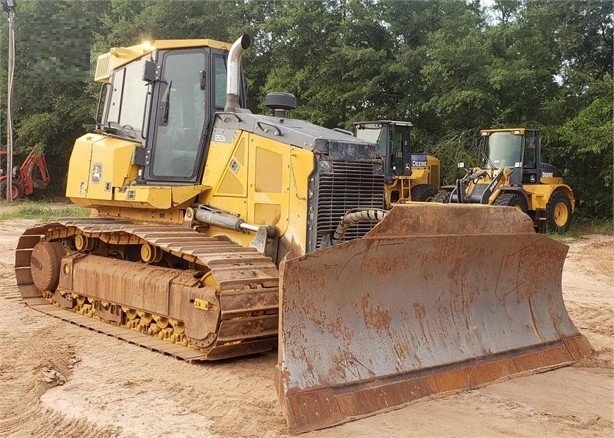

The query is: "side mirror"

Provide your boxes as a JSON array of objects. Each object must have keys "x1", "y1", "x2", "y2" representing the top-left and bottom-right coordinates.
[{"x1": 142, "y1": 60, "x2": 158, "y2": 82}]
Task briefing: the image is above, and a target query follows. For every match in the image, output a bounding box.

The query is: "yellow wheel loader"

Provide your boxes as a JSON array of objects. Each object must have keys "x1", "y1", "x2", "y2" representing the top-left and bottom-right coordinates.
[
  {"x1": 15, "y1": 36, "x2": 592, "y2": 434},
  {"x1": 353, "y1": 120, "x2": 440, "y2": 205},
  {"x1": 434, "y1": 128, "x2": 575, "y2": 233}
]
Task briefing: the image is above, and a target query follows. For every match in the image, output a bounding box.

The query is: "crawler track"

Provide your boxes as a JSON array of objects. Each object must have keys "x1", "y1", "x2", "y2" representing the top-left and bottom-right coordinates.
[{"x1": 15, "y1": 218, "x2": 279, "y2": 361}]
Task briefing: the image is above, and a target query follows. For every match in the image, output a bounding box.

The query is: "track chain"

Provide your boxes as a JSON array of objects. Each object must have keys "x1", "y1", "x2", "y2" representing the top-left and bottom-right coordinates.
[{"x1": 14, "y1": 218, "x2": 279, "y2": 361}]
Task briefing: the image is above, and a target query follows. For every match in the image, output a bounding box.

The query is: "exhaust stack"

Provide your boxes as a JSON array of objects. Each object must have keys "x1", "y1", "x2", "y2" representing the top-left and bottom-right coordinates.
[{"x1": 224, "y1": 34, "x2": 251, "y2": 112}]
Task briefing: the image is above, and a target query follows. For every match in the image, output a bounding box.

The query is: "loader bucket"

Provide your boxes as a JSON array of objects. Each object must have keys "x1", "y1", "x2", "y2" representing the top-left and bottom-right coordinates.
[{"x1": 276, "y1": 204, "x2": 592, "y2": 434}]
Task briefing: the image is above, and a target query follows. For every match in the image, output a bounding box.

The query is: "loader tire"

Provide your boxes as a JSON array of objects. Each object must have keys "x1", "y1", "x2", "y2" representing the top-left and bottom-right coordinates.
[
  {"x1": 13, "y1": 183, "x2": 23, "y2": 199},
  {"x1": 494, "y1": 192, "x2": 528, "y2": 213},
  {"x1": 0, "y1": 180, "x2": 21, "y2": 200},
  {"x1": 432, "y1": 190, "x2": 451, "y2": 203},
  {"x1": 546, "y1": 191, "x2": 572, "y2": 233},
  {"x1": 410, "y1": 184, "x2": 437, "y2": 202}
]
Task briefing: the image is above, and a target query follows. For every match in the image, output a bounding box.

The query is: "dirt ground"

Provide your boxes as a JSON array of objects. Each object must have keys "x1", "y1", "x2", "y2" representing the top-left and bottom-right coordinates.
[{"x1": 0, "y1": 218, "x2": 612, "y2": 438}]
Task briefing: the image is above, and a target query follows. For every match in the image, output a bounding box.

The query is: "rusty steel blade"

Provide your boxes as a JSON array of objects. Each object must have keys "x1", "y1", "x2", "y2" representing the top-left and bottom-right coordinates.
[{"x1": 276, "y1": 204, "x2": 593, "y2": 434}]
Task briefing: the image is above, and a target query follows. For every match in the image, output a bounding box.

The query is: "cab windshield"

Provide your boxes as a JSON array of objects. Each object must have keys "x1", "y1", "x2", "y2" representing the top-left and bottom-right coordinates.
[
  {"x1": 151, "y1": 50, "x2": 207, "y2": 180},
  {"x1": 483, "y1": 132, "x2": 523, "y2": 169},
  {"x1": 104, "y1": 56, "x2": 148, "y2": 138},
  {"x1": 355, "y1": 125, "x2": 384, "y2": 154}
]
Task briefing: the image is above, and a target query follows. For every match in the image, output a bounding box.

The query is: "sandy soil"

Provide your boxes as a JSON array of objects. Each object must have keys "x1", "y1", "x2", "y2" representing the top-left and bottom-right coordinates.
[{"x1": 0, "y1": 219, "x2": 612, "y2": 437}]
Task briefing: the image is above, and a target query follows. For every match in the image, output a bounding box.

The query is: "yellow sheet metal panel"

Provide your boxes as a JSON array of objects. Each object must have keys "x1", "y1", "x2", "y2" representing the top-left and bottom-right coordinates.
[
  {"x1": 66, "y1": 134, "x2": 139, "y2": 201},
  {"x1": 170, "y1": 185, "x2": 211, "y2": 207},
  {"x1": 524, "y1": 184, "x2": 551, "y2": 210},
  {"x1": 284, "y1": 147, "x2": 313, "y2": 255},
  {"x1": 203, "y1": 131, "x2": 245, "y2": 188},
  {"x1": 289, "y1": 148, "x2": 311, "y2": 202},
  {"x1": 201, "y1": 130, "x2": 249, "y2": 222},
  {"x1": 426, "y1": 155, "x2": 441, "y2": 188},
  {"x1": 95, "y1": 39, "x2": 231, "y2": 82},
  {"x1": 217, "y1": 171, "x2": 245, "y2": 195},
  {"x1": 408, "y1": 167, "x2": 429, "y2": 185},
  {"x1": 100, "y1": 185, "x2": 208, "y2": 210},
  {"x1": 216, "y1": 136, "x2": 248, "y2": 196},
  {"x1": 68, "y1": 198, "x2": 93, "y2": 207},
  {"x1": 115, "y1": 186, "x2": 168, "y2": 209},
  {"x1": 540, "y1": 175, "x2": 565, "y2": 185},
  {"x1": 525, "y1": 183, "x2": 575, "y2": 212},
  {"x1": 94, "y1": 206, "x2": 184, "y2": 224},
  {"x1": 67, "y1": 132, "x2": 207, "y2": 210},
  {"x1": 201, "y1": 128, "x2": 313, "y2": 254},
  {"x1": 65, "y1": 133, "x2": 102, "y2": 199},
  {"x1": 86, "y1": 136, "x2": 140, "y2": 201},
  {"x1": 255, "y1": 147, "x2": 283, "y2": 193},
  {"x1": 254, "y1": 203, "x2": 282, "y2": 226},
  {"x1": 247, "y1": 134, "x2": 291, "y2": 232}
]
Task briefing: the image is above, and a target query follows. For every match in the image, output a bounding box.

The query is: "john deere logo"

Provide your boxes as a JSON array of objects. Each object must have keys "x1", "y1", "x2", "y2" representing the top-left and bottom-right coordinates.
[{"x1": 91, "y1": 163, "x2": 103, "y2": 184}]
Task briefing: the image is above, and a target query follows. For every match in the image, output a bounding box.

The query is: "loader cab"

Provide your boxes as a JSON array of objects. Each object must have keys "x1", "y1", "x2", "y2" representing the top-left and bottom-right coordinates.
[
  {"x1": 353, "y1": 121, "x2": 412, "y2": 184},
  {"x1": 480, "y1": 129, "x2": 542, "y2": 186},
  {"x1": 100, "y1": 42, "x2": 241, "y2": 184}
]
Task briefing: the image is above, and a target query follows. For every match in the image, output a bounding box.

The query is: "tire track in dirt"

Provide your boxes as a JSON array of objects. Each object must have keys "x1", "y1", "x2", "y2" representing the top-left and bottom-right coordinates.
[
  {"x1": 568, "y1": 303, "x2": 614, "y2": 338},
  {"x1": 471, "y1": 391, "x2": 614, "y2": 435},
  {"x1": 0, "y1": 299, "x2": 120, "y2": 437},
  {"x1": 0, "y1": 281, "x2": 20, "y2": 300},
  {"x1": 0, "y1": 220, "x2": 612, "y2": 438},
  {"x1": 40, "y1": 343, "x2": 285, "y2": 438},
  {"x1": 566, "y1": 302, "x2": 614, "y2": 371}
]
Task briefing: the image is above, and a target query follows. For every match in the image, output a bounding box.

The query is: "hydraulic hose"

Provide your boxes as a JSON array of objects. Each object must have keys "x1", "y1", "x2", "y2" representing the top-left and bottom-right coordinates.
[{"x1": 331, "y1": 208, "x2": 388, "y2": 245}]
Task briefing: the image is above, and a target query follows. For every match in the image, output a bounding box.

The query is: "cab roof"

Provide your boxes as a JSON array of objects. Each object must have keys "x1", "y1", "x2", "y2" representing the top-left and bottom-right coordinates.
[
  {"x1": 480, "y1": 128, "x2": 539, "y2": 136},
  {"x1": 94, "y1": 38, "x2": 231, "y2": 82}
]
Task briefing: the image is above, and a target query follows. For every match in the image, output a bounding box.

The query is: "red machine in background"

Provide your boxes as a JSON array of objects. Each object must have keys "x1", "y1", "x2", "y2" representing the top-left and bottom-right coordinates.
[{"x1": 0, "y1": 149, "x2": 50, "y2": 200}]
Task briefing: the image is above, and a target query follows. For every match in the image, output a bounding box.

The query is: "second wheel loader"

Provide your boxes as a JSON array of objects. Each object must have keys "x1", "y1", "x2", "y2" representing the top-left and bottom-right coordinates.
[
  {"x1": 15, "y1": 36, "x2": 591, "y2": 434},
  {"x1": 434, "y1": 128, "x2": 575, "y2": 232}
]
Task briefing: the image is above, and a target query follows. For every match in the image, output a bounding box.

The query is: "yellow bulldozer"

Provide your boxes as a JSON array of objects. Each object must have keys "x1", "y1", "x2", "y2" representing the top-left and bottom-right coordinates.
[
  {"x1": 15, "y1": 36, "x2": 592, "y2": 434},
  {"x1": 434, "y1": 128, "x2": 575, "y2": 232},
  {"x1": 352, "y1": 120, "x2": 440, "y2": 205}
]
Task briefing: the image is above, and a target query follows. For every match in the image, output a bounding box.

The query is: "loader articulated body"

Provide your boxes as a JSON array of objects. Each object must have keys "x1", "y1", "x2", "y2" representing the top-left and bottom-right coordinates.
[
  {"x1": 434, "y1": 128, "x2": 575, "y2": 233},
  {"x1": 15, "y1": 35, "x2": 592, "y2": 434}
]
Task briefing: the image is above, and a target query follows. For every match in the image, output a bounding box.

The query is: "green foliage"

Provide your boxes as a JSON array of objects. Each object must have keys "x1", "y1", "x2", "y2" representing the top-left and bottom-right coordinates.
[
  {"x1": 15, "y1": 112, "x2": 60, "y2": 152},
  {"x1": 547, "y1": 218, "x2": 614, "y2": 239},
  {"x1": 556, "y1": 77, "x2": 613, "y2": 218},
  {"x1": 0, "y1": 0, "x2": 610, "y2": 219}
]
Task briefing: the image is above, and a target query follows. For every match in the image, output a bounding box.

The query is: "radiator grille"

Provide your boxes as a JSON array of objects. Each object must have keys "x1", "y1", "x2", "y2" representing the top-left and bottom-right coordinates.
[{"x1": 314, "y1": 161, "x2": 384, "y2": 249}]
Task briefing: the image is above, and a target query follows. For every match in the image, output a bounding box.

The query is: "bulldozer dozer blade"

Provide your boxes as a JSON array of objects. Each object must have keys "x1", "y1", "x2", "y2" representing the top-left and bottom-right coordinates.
[{"x1": 276, "y1": 204, "x2": 593, "y2": 434}]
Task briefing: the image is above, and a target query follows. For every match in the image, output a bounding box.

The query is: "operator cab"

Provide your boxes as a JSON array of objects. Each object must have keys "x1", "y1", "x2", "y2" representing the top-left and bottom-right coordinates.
[
  {"x1": 480, "y1": 128, "x2": 542, "y2": 185},
  {"x1": 353, "y1": 121, "x2": 412, "y2": 184},
  {"x1": 98, "y1": 41, "x2": 243, "y2": 185}
]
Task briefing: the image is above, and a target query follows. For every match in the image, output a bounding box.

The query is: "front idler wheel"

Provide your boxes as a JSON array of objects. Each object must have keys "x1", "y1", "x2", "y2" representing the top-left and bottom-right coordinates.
[{"x1": 30, "y1": 241, "x2": 66, "y2": 292}]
